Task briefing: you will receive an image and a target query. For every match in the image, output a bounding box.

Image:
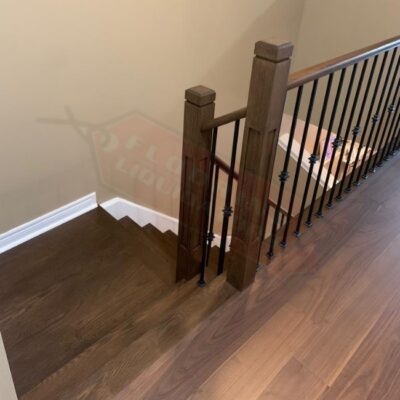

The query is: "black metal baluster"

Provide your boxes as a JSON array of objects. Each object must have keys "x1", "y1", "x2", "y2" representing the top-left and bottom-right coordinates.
[
  {"x1": 304, "y1": 74, "x2": 334, "y2": 227},
  {"x1": 393, "y1": 114, "x2": 400, "y2": 152},
  {"x1": 257, "y1": 201, "x2": 271, "y2": 269},
  {"x1": 316, "y1": 69, "x2": 347, "y2": 217},
  {"x1": 344, "y1": 59, "x2": 375, "y2": 192},
  {"x1": 217, "y1": 120, "x2": 240, "y2": 275},
  {"x1": 198, "y1": 127, "x2": 218, "y2": 287},
  {"x1": 327, "y1": 64, "x2": 359, "y2": 207},
  {"x1": 389, "y1": 109, "x2": 400, "y2": 155},
  {"x1": 295, "y1": 78, "x2": 332, "y2": 235},
  {"x1": 382, "y1": 85, "x2": 400, "y2": 161},
  {"x1": 267, "y1": 86, "x2": 303, "y2": 257},
  {"x1": 335, "y1": 62, "x2": 367, "y2": 200},
  {"x1": 356, "y1": 52, "x2": 389, "y2": 183},
  {"x1": 280, "y1": 212, "x2": 285, "y2": 228},
  {"x1": 384, "y1": 88, "x2": 400, "y2": 161},
  {"x1": 378, "y1": 56, "x2": 400, "y2": 164},
  {"x1": 205, "y1": 164, "x2": 219, "y2": 266},
  {"x1": 336, "y1": 60, "x2": 369, "y2": 197},
  {"x1": 347, "y1": 56, "x2": 379, "y2": 188},
  {"x1": 363, "y1": 49, "x2": 397, "y2": 176},
  {"x1": 280, "y1": 80, "x2": 318, "y2": 246},
  {"x1": 373, "y1": 52, "x2": 400, "y2": 168}
]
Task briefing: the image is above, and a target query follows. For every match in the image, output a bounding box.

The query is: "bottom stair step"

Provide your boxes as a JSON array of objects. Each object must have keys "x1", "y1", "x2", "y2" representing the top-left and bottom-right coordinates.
[
  {"x1": 22, "y1": 275, "x2": 236, "y2": 400},
  {"x1": 119, "y1": 217, "x2": 176, "y2": 286}
]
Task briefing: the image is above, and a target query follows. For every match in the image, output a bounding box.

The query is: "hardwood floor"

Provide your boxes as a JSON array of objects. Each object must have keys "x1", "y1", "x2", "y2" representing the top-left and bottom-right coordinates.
[
  {"x1": 3, "y1": 156, "x2": 400, "y2": 399},
  {"x1": 0, "y1": 208, "x2": 234, "y2": 399},
  {"x1": 119, "y1": 155, "x2": 400, "y2": 400}
]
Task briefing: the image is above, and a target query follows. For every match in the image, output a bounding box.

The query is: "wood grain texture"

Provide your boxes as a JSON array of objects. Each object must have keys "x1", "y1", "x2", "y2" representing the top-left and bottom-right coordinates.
[
  {"x1": 0, "y1": 208, "x2": 234, "y2": 399},
  {"x1": 3, "y1": 153, "x2": 400, "y2": 399},
  {"x1": 228, "y1": 39, "x2": 293, "y2": 290},
  {"x1": 204, "y1": 35, "x2": 400, "y2": 130},
  {"x1": 121, "y1": 154, "x2": 400, "y2": 400},
  {"x1": 256, "y1": 358, "x2": 326, "y2": 400},
  {"x1": 177, "y1": 85, "x2": 216, "y2": 281},
  {"x1": 320, "y1": 289, "x2": 400, "y2": 400}
]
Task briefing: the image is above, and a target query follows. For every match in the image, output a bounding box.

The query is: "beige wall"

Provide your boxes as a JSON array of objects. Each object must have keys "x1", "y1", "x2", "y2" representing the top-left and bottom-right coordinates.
[
  {"x1": 293, "y1": 0, "x2": 400, "y2": 71},
  {"x1": 0, "y1": 334, "x2": 17, "y2": 400},
  {"x1": 0, "y1": 0, "x2": 306, "y2": 232}
]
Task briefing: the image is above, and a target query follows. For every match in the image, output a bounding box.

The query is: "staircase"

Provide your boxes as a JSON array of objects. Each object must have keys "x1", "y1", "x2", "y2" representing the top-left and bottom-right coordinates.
[
  {"x1": 2, "y1": 33, "x2": 400, "y2": 399},
  {"x1": 0, "y1": 207, "x2": 235, "y2": 399}
]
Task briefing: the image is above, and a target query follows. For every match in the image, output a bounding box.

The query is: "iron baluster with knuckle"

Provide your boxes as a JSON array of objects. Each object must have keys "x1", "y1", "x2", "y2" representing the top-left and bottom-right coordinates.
[
  {"x1": 373, "y1": 52, "x2": 400, "y2": 169},
  {"x1": 305, "y1": 73, "x2": 338, "y2": 226},
  {"x1": 389, "y1": 108, "x2": 400, "y2": 157},
  {"x1": 301, "y1": 75, "x2": 334, "y2": 229},
  {"x1": 347, "y1": 55, "x2": 379, "y2": 188},
  {"x1": 198, "y1": 127, "x2": 218, "y2": 287},
  {"x1": 383, "y1": 92, "x2": 400, "y2": 160},
  {"x1": 394, "y1": 116, "x2": 400, "y2": 152},
  {"x1": 315, "y1": 68, "x2": 346, "y2": 217},
  {"x1": 323, "y1": 65, "x2": 357, "y2": 207},
  {"x1": 363, "y1": 49, "x2": 397, "y2": 176},
  {"x1": 326, "y1": 64, "x2": 358, "y2": 207},
  {"x1": 336, "y1": 59, "x2": 369, "y2": 198},
  {"x1": 356, "y1": 52, "x2": 389, "y2": 183},
  {"x1": 177, "y1": 35, "x2": 400, "y2": 292},
  {"x1": 281, "y1": 80, "x2": 318, "y2": 245},
  {"x1": 205, "y1": 163, "x2": 219, "y2": 266},
  {"x1": 377, "y1": 57, "x2": 400, "y2": 165},
  {"x1": 268, "y1": 85, "x2": 303, "y2": 257},
  {"x1": 217, "y1": 119, "x2": 240, "y2": 275},
  {"x1": 388, "y1": 82, "x2": 400, "y2": 156},
  {"x1": 292, "y1": 80, "x2": 323, "y2": 234}
]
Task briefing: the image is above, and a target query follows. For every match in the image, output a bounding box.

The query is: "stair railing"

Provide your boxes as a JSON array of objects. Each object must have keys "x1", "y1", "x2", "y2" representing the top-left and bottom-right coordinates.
[{"x1": 177, "y1": 35, "x2": 400, "y2": 290}]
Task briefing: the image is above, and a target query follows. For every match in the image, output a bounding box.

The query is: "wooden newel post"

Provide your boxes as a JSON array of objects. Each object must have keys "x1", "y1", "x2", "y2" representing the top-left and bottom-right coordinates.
[
  {"x1": 227, "y1": 39, "x2": 293, "y2": 291},
  {"x1": 176, "y1": 85, "x2": 216, "y2": 282}
]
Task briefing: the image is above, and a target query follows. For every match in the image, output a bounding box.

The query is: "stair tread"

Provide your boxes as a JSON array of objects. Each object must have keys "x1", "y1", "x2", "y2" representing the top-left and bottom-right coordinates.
[
  {"x1": 0, "y1": 207, "x2": 168, "y2": 396},
  {"x1": 118, "y1": 217, "x2": 221, "y2": 284},
  {"x1": 143, "y1": 223, "x2": 177, "y2": 261},
  {"x1": 21, "y1": 272, "x2": 200, "y2": 400},
  {"x1": 119, "y1": 217, "x2": 176, "y2": 285},
  {"x1": 22, "y1": 274, "x2": 236, "y2": 400},
  {"x1": 1, "y1": 208, "x2": 233, "y2": 399}
]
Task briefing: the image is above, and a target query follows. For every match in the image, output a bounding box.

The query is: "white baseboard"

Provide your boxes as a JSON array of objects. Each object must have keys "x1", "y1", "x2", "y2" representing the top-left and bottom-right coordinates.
[
  {"x1": 0, "y1": 193, "x2": 97, "y2": 254},
  {"x1": 101, "y1": 197, "x2": 179, "y2": 234},
  {"x1": 100, "y1": 197, "x2": 231, "y2": 250}
]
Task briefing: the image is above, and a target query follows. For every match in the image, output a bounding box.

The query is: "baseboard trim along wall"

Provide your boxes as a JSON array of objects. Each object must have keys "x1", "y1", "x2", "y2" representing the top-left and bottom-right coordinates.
[
  {"x1": 101, "y1": 197, "x2": 231, "y2": 249},
  {"x1": 0, "y1": 193, "x2": 97, "y2": 255},
  {"x1": 101, "y1": 197, "x2": 179, "y2": 234},
  {"x1": 0, "y1": 194, "x2": 230, "y2": 255}
]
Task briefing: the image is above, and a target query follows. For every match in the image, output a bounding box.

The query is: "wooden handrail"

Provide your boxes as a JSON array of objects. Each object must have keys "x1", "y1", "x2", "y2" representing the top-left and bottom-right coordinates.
[
  {"x1": 202, "y1": 107, "x2": 247, "y2": 131},
  {"x1": 287, "y1": 34, "x2": 400, "y2": 89},
  {"x1": 214, "y1": 156, "x2": 289, "y2": 217},
  {"x1": 214, "y1": 155, "x2": 239, "y2": 179},
  {"x1": 202, "y1": 34, "x2": 400, "y2": 131}
]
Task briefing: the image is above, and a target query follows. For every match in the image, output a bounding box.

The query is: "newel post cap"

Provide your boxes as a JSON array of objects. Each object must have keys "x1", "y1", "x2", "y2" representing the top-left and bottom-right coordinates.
[
  {"x1": 185, "y1": 85, "x2": 216, "y2": 106},
  {"x1": 255, "y1": 39, "x2": 293, "y2": 62}
]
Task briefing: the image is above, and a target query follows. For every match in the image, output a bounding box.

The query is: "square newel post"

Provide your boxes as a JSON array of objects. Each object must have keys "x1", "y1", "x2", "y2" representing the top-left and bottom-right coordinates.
[
  {"x1": 176, "y1": 86, "x2": 216, "y2": 282},
  {"x1": 227, "y1": 40, "x2": 293, "y2": 291}
]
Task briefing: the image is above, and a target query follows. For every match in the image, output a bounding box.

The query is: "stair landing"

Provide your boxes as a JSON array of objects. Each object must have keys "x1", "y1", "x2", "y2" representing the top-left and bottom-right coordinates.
[{"x1": 0, "y1": 207, "x2": 235, "y2": 399}]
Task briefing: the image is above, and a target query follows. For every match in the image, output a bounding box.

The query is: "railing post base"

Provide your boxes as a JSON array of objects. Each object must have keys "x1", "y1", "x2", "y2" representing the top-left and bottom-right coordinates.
[
  {"x1": 176, "y1": 86, "x2": 216, "y2": 282},
  {"x1": 227, "y1": 39, "x2": 293, "y2": 291}
]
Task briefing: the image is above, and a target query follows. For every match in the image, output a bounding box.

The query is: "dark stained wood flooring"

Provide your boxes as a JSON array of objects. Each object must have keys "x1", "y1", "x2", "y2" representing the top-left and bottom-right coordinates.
[
  {"x1": 113, "y1": 155, "x2": 400, "y2": 400},
  {"x1": 0, "y1": 207, "x2": 234, "y2": 399},
  {"x1": 3, "y1": 154, "x2": 400, "y2": 399}
]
